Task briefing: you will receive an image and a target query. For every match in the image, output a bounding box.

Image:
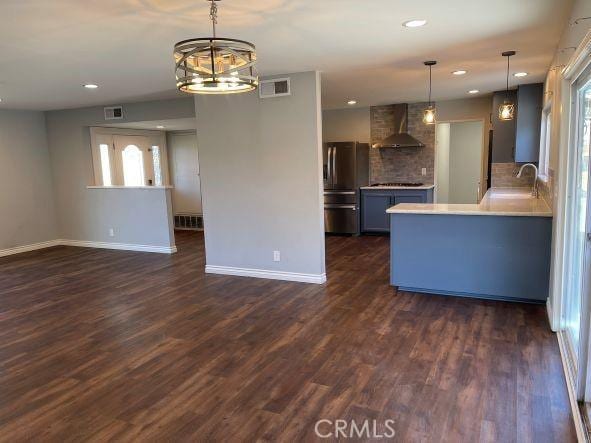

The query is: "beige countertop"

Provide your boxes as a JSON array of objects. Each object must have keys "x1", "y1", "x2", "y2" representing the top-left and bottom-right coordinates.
[
  {"x1": 386, "y1": 188, "x2": 552, "y2": 217},
  {"x1": 360, "y1": 184, "x2": 435, "y2": 190}
]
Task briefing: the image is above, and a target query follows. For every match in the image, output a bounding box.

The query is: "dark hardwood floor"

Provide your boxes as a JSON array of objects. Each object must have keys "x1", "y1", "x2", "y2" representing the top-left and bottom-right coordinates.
[{"x1": 0, "y1": 231, "x2": 575, "y2": 442}]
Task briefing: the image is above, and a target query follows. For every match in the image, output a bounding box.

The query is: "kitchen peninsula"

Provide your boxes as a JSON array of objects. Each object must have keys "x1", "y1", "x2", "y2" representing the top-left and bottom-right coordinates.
[{"x1": 388, "y1": 188, "x2": 552, "y2": 303}]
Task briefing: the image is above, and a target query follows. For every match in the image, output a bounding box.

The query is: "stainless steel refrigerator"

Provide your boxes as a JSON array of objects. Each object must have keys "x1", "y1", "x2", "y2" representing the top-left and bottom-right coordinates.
[{"x1": 323, "y1": 142, "x2": 369, "y2": 234}]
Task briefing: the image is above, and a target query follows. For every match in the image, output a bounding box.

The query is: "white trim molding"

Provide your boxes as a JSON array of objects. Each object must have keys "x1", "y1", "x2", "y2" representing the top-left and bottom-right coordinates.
[
  {"x1": 558, "y1": 331, "x2": 589, "y2": 442},
  {"x1": 0, "y1": 239, "x2": 177, "y2": 257},
  {"x1": 205, "y1": 265, "x2": 327, "y2": 284},
  {"x1": 0, "y1": 240, "x2": 62, "y2": 258},
  {"x1": 60, "y1": 240, "x2": 177, "y2": 254}
]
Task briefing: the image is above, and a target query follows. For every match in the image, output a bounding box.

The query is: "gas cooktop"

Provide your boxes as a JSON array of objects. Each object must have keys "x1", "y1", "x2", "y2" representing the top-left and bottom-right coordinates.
[{"x1": 369, "y1": 182, "x2": 424, "y2": 187}]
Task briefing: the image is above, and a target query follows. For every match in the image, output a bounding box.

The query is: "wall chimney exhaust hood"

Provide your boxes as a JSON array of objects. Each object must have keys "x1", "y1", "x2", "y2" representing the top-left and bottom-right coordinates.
[{"x1": 372, "y1": 104, "x2": 425, "y2": 148}]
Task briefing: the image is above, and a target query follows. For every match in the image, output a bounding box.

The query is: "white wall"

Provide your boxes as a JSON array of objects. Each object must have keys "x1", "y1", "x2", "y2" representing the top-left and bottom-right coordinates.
[
  {"x1": 0, "y1": 110, "x2": 57, "y2": 250},
  {"x1": 167, "y1": 131, "x2": 203, "y2": 215},
  {"x1": 435, "y1": 123, "x2": 450, "y2": 203},
  {"x1": 45, "y1": 98, "x2": 194, "y2": 248},
  {"x1": 195, "y1": 71, "x2": 326, "y2": 282},
  {"x1": 448, "y1": 121, "x2": 484, "y2": 204}
]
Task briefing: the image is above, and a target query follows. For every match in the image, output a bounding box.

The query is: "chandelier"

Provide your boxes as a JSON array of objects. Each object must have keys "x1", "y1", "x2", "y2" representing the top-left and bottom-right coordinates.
[{"x1": 174, "y1": 0, "x2": 258, "y2": 94}]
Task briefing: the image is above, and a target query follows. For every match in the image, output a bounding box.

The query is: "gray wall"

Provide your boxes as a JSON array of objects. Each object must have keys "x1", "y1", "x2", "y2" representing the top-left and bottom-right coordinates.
[
  {"x1": 195, "y1": 71, "x2": 325, "y2": 277},
  {"x1": 45, "y1": 98, "x2": 194, "y2": 247},
  {"x1": 322, "y1": 107, "x2": 370, "y2": 143},
  {"x1": 0, "y1": 110, "x2": 58, "y2": 249}
]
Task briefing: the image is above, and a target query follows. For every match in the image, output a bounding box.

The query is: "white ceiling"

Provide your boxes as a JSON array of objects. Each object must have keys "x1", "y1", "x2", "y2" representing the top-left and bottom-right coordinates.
[{"x1": 0, "y1": 0, "x2": 573, "y2": 111}]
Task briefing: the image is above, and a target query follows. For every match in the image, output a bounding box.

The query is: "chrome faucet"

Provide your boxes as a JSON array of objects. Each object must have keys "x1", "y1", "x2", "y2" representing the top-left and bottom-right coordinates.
[{"x1": 516, "y1": 163, "x2": 539, "y2": 198}]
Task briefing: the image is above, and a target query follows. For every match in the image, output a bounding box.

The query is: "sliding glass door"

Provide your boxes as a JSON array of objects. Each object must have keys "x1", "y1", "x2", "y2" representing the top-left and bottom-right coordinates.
[{"x1": 562, "y1": 65, "x2": 591, "y2": 385}]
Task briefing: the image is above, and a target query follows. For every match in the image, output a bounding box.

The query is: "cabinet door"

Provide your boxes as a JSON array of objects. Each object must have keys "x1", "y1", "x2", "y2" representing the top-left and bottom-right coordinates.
[
  {"x1": 361, "y1": 192, "x2": 393, "y2": 233},
  {"x1": 393, "y1": 191, "x2": 427, "y2": 204},
  {"x1": 492, "y1": 90, "x2": 517, "y2": 163},
  {"x1": 515, "y1": 83, "x2": 543, "y2": 163}
]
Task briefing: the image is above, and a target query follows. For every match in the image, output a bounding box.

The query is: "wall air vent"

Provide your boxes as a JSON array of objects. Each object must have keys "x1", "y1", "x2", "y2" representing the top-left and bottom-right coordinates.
[
  {"x1": 259, "y1": 78, "x2": 291, "y2": 99},
  {"x1": 104, "y1": 106, "x2": 124, "y2": 120},
  {"x1": 174, "y1": 214, "x2": 204, "y2": 231}
]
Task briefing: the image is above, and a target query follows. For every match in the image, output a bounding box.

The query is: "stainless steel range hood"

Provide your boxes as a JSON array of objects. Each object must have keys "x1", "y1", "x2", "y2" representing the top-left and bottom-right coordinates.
[{"x1": 372, "y1": 104, "x2": 425, "y2": 148}]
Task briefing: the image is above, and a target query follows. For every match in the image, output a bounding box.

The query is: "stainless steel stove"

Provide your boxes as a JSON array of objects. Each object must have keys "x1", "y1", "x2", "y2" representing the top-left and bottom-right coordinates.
[{"x1": 369, "y1": 182, "x2": 424, "y2": 187}]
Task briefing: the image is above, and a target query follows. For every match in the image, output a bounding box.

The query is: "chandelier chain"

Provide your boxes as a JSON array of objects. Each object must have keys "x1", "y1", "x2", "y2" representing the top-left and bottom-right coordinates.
[{"x1": 209, "y1": 0, "x2": 218, "y2": 38}]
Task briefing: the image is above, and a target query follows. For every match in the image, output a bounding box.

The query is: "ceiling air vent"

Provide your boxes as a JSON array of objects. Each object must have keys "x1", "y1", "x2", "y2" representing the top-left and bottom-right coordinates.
[
  {"x1": 104, "y1": 106, "x2": 123, "y2": 120},
  {"x1": 259, "y1": 78, "x2": 291, "y2": 99}
]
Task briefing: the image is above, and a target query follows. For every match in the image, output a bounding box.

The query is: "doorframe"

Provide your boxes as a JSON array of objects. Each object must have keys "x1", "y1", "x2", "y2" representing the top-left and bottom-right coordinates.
[
  {"x1": 434, "y1": 118, "x2": 487, "y2": 203},
  {"x1": 549, "y1": 29, "x2": 591, "y2": 441}
]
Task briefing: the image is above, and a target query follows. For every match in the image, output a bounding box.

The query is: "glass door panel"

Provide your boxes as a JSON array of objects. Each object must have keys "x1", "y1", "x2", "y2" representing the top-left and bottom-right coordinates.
[{"x1": 563, "y1": 72, "x2": 591, "y2": 364}]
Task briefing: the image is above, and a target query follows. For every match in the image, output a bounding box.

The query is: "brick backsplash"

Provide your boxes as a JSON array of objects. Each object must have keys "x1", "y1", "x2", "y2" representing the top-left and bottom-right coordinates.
[
  {"x1": 369, "y1": 103, "x2": 435, "y2": 184},
  {"x1": 491, "y1": 162, "x2": 535, "y2": 188}
]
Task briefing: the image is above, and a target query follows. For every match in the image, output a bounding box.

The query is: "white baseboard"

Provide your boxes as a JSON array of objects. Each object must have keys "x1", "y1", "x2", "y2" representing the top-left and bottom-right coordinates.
[
  {"x1": 0, "y1": 239, "x2": 177, "y2": 257},
  {"x1": 205, "y1": 265, "x2": 327, "y2": 284},
  {"x1": 557, "y1": 331, "x2": 588, "y2": 442},
  {"x1": 59, "y1": 240, "x2": 177, "y2": 254},
  {"x1": 0, "y1": 240, "x2": 62, "y2": 258}
]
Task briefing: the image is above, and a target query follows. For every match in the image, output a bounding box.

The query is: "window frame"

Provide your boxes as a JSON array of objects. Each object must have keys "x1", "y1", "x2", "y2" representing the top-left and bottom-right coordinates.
[
  {"x1": 90, "y1": 127, "x2": 170, "y2": 187},
  {"x1": 538, "y1": 99, "x2": 553, "y2": 182}
]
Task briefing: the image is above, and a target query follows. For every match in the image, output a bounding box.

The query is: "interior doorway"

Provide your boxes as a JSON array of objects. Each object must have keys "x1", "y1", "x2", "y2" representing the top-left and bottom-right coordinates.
[{"x1": 435, "y1": 120, "x2": 485, "y2": 204}]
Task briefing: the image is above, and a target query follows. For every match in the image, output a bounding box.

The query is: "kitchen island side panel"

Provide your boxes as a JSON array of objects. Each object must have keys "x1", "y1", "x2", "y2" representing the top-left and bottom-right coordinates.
[{"x1": 390, "y1": 213, "x2": 552, "y2": 302}]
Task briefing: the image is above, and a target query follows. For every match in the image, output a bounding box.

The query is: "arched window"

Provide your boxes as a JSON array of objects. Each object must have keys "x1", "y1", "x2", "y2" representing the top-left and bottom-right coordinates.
[{"x1": 122, "y1": 145, "x2": 145, "y2": 186}]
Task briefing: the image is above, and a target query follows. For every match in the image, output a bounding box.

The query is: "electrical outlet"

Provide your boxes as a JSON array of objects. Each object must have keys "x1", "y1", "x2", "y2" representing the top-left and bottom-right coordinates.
[
  {"x1": 421, "y1": 168, "x2": 427, "y2": 176},
  {"x1": 108, "y1": 228, "x2": 115, "y2": 237},
  {"x1": 273, "y1": 250, "x2": 281, "y2": 262}
]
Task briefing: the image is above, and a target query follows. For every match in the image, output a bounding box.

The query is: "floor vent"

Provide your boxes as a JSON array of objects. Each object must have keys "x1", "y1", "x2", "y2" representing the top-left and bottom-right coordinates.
[{"x1": 174, "y1": 214, "x2": 203, "y2": 231}]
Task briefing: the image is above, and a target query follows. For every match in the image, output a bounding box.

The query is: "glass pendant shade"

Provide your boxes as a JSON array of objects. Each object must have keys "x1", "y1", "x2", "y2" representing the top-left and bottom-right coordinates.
[
  {"x1": 174, "y1": 38, "x2": 258, "y2": 94},
  {"x1": 499, "y1": 100, "x2": 515, "y2": 121},
  {"x1": 423, "y1": 106, "x2": 436, "y2": 125},
  {"x1": 423, "y1": 60, "x2": 437, "y2": 125},
  {"x1": 498, "y1": 50, "x2": 516, "y2": 121}
]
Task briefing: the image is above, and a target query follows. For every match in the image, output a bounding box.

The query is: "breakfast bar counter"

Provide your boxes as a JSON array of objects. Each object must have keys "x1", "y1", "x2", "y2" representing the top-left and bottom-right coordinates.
[{"x1": 387, "y1": 188, "x2": 553, "y2": 303}]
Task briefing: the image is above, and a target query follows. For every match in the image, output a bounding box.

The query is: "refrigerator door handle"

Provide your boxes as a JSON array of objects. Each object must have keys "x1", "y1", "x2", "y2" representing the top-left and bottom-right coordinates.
[
  {"x1": 324, "y1": 204, "x2": 357, "y2": 210},
  {"x1": 324, "y1": 191, "x2": 356, "y2": 195},
  {"x1": 327, "y1": 146, "x2": 332, "y2": 186},
  {"x1": 331, "y1": 146, "x2": 337, "y2": 186}
]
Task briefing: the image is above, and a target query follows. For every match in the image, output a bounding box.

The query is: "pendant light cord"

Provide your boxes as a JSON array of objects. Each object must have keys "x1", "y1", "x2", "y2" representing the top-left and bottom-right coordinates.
[
  {"x1": 506, "y1": 54, "x2": 510, "y2": 93},
  {"x1": 209, "y1": 0, "x2": 218, "y2": 38},
  {"x1": 428, "y1": 65, "x2": 432, "y2": 106}
]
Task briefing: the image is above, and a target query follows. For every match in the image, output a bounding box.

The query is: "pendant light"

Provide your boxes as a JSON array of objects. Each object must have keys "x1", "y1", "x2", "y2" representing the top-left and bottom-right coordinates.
[
  {"x1": 174, "y1": 0, "x2": 258, "y2": 94},
  {"x1": 499, "y1": 51, "x2": 516, "y2": 120},
  {"x1": 423, "y1": 61, "x2": 437, "y2": 125}
]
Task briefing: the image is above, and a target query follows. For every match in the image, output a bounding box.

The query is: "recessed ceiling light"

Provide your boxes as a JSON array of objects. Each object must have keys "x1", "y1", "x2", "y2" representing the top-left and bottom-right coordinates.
[
  {"x1": 402, "y1": 19, "x2": 427, "y2": 28},
  {"x1": 468, "y1": 89, "x2": 480, "y2": 94},
  {"x1": 83, "y1": 84, "x2": 98, "y2": 89},
  {"x1": 452, "y1": 70, "x2": 467, "y2": 75},
  {"x1": 347, "y1": 100, "x2": 357, "y2": 105},
  {"x1": 514, "y1": 72, "x2": 528, "y2": 77},
  {"x1": 157, "y1": 125, "x2": 165, "y2": 129}
]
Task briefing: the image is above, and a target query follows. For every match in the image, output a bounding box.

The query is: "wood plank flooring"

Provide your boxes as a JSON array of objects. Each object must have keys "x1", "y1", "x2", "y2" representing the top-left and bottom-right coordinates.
[{"x1": 0, "y1": 231, "x2": 575, "y2": 442}]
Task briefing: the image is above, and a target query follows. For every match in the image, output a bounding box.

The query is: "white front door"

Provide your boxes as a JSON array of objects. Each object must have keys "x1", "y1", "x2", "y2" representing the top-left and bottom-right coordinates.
[
  {"x1": 169, "y1": 132, "x2": 203, "y2": 215},
  {"x1": 113, "y1": 135, "x2": 153, "y2": 186}
]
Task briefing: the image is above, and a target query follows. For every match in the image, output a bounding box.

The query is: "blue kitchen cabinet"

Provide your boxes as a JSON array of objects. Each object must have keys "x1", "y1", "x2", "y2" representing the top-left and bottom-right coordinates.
[
  {"x1": 361, "y1": 188, "x2": 433, "y2": 233},
  {"x1": 361, "y1": 191, "x2": 392, "y2": 232}
]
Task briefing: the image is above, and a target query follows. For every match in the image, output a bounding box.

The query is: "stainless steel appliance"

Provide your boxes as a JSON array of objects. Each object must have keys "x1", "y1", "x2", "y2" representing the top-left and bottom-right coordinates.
[
  {"x1": 368, "y1": 182, "x2": 424, "y2": 187},
  {"x1": 371, "y1": 104, "x2": 425, "y2": 148},
  {"x1": 323, "y1": 142, "x2": 369, "y2": 234}
]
